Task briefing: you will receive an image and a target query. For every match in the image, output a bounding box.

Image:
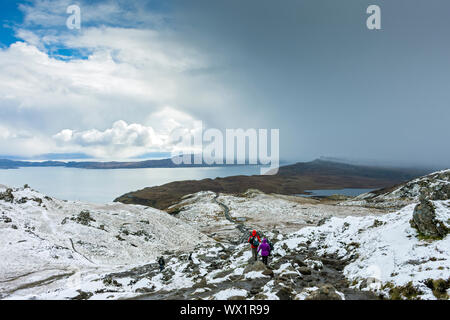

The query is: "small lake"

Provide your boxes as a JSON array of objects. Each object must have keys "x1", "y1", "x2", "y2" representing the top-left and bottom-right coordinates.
[
  {"x1": 298, "y1": 188, "x2": 375, "y2": 198},
  {"x1": 0, "y1": 166, "x2": 262, "y2": 204}
]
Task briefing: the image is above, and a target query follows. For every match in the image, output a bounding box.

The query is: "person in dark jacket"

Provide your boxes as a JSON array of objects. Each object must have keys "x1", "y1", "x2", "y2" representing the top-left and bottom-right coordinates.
[
  {"x1": 248, "y1": 230, "x2": 261, "y2": 261},
  {"x1": 257, "y1": 238, "x2": 271, "y2": 266},
  {"x1": 158, "y1": 256, "x2": 165, "y2": 272}
]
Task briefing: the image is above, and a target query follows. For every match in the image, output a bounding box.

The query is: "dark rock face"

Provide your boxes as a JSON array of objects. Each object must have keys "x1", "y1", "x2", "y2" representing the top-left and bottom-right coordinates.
[
  {"x1": 410, "y1": 198, "x2": 448, "y2": 238},
  {"x1": 298, "y1": 267, "x2": 312, "y2": 275},
  {"x1": 305, "y1": 284, "x2": 342, "y2": 300},
  {"x1": 261, "y1": 269, "x2": 274, "y2": 277},
  {"x1": 276, "y1": 286, "x2": 293, "y2": 300},
  {"x1": 0, "y1": 189, "x2": 14, "y2": 203},
  {"x1": 244, "y1": 261, "x2": 267, "y2": 273}
]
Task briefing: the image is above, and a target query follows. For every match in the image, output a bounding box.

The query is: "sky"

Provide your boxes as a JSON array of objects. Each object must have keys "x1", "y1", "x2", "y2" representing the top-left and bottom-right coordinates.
[{"x1": 0, "y1": 0, "x2": 449, "y2": 167}]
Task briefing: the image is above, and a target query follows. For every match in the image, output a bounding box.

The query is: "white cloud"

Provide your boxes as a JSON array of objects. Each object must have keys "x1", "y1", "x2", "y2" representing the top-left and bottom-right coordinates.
[
  {"x1": 0, "y1": 0, "x2": 235, "y2": 159},
  {"x1": 52, "y1": 112, "x2": 203, "y2": 159}
]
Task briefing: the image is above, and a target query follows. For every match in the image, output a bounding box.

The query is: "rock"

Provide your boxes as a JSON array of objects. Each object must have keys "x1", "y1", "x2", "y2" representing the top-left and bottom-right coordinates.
[
  {"x1": 162, "y1": 268, "x2": 175, "y2": 282},
  {"x1": 253, "y1": 293, "x2": 268, "y2": 300},
  {"x1": 304, "y1": 276, "x2": 313, "y2": 283},
  {"x1": 250, "y1": 286, "x2": 261, "y2": 294},
  {"x1": 262, "y1": 269, "x2": 274, "y2": 277},
  {"x1": 193, "y1": 277, "x2": 208, "y2": 289},
  {"x1": 424, "y1": 278, "x2": 450, "y2": 300},
  {"x1": 0, "y1": 215, "x2": 12, "y2": 223},
  {"x1": 213, "y1": 269, "x2": 234, "y2": 279},
  {"x1": 410, "y1": 198, "x2": 448, "y2": 238},
  {"x1": 103, "y1": 276, "x2": 122, "y2": 287},
  {"x1": 293, "y1": 256, "x2": 307, "y2": 267},
  {"x1": 305, "y1": 284, "x2": 342, "y2": 300},
  {"x1": 276, "y1": 286, "x2": 293, "y2": 300},
  {"x1": 229, "y1": 275, "x2": 243, "y2": 282},
  {"x1": 71, "y1": 290, "x2": 93, "y2": 300},
  {"x1": 298, "y1": 267, "x2": 312, "y2": 275},
  {"x1": 0, "y1": 189, "x2": 14, "y2": 203},
  {"x1": 305, "y1": 259, "x2": 323, "y2": 270},
  {"x1": 278, "y1": 272, "x2": 297, "y2": 282},
  {"x1": 359, "y1": 277, "x2": 380, "y2": 290},
  {"x1": 244, "y1": 261, "x2": 267, "y2": 273},
  {"x1": 228, "y1": 295, "x2": 247, "y2": 300}
]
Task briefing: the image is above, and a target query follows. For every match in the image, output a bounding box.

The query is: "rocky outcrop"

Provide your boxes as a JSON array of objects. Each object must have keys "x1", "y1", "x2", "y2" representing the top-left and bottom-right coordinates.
[
  {"x1": 410, "y1": 197, "x2": 448, "y2": 239},
  {"x1": 305, "y1": 284, "x2": 342, "y2": 300},
  {"x1": 341, "y1": 169, "x2": 449, "y2": 209},
  {"x1": 0, "y1": 188, "x2": 14, "y2": 203},
  {"x1": 244, "y1": 261, "x2": 268, "y2": 273}
]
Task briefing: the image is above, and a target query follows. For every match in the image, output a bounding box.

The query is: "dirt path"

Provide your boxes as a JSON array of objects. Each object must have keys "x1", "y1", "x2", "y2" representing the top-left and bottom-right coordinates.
[{"x1": 213, "y1": 193, "x2": 251, "y2": 243}]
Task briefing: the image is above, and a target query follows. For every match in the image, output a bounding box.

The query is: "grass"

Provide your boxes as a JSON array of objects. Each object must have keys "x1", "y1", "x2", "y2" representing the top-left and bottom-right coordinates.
[
  {"x1": 424, "y1": 279, "x2": 450, "y2": 299},
  {"x1": 383, "y1": 281, "x2": 422, "y2": 300}
]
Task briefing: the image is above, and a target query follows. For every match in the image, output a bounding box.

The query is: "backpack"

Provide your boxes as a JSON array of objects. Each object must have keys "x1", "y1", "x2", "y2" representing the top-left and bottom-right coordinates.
[{"x1": 251, "y1": 236, "x2": 259, "y2": 247}]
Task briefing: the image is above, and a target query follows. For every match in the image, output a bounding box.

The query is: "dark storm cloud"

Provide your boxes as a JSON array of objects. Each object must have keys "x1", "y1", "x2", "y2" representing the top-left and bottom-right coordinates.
[{"x1": 169, "y1": 0, "x2": 450, "y2": 167}]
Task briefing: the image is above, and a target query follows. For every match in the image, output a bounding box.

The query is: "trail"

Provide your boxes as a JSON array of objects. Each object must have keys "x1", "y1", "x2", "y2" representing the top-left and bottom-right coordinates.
[
  {"x1": 69, "y1": 238, "x2": 96, "y2": 265},
  {"x1": 213, "y1": 193, "x2": 250, "y2": 243}
]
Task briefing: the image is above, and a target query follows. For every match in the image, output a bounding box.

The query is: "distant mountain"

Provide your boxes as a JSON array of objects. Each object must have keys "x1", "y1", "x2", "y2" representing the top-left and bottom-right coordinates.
[
  {"x1": 0, "y1": 156, "x2": 244, "y2": 170},
  {"x1": 114, "y1": 159, "x2": 432, "y2": 209},
  {"x1": 0, "y1": 153, "x2": 91, "y2": 161}
]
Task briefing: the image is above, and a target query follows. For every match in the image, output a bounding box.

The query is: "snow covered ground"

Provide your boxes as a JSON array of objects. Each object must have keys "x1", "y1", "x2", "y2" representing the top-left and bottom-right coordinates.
[
  {"x1": 341, "y1": 169, "x2": 450, "y2": 209},
  {"x1": 169, "y1": 191, "x2": 239, "y2": 242},
  {"x1": 1, "y1": 169, "x2": 449, "y2": 300},
  {"x1": 0, "y1": 185, "x2": 210, "y2": 299},
  {"x1": 276, "y1": 200, "x2": 450, "y2": 299},
  {"x1": 174, "y1": 189, "x2": 387, "y2": 235}
]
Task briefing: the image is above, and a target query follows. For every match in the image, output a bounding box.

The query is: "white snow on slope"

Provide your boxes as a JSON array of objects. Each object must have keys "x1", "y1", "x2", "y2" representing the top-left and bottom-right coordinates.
[
  {"x1": 276, "y1": 200, "x2": 450, "y2": 299},
  {"x1": 341, "y1": 169, "x2": 450, "y2": 208},
  {"x1": 216, "y1": 190, "x2": 386, "y2": 232},
  {"x1": 0, "y1": 185, "x2": 210, "y2": 299}
]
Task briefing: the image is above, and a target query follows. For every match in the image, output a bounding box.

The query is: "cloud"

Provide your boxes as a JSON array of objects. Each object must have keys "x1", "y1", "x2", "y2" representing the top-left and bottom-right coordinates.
[
  {"x1": 2, "y1": 0, "x2": 449, "y2": 167},
  {"x1": 52, "y1": 109, "x2": 203, "y2": 158},
  {"x1": 18, "y1": 0, "x2": 166, "y2": 29},
  {"x1": 0, "y1": 0, "x2": 228, "y2": 158},
  {"x1": 54, "y1": 120, "x2": 161, "y2": 147}
]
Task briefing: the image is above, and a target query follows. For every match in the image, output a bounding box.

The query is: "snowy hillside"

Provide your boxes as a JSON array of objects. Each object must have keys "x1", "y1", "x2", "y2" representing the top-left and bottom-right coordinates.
[
  {"x1": 276, "y1": 200, "x2": 450, "y2": 299},
  {"x1": 1, "y1": 169, "x2": 449, "y2": 300},
  {"x1": 0, "y1": 185, "x2": 210, "y2": 299},
  {"x1": 341, "y1": 169, "x2": 449, "y2": 208},
  {"x1": 172, "y1": 189, "x2": 386, "y2": 237}
]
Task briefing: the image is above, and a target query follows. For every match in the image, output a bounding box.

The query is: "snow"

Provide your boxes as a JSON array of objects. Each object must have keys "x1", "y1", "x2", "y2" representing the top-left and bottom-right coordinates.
[
  {"x1": 212, "y1": 288, "x2": 248, "y2": 300},
  {"x1": 341, "y1": 169, "x2": 450, "y2": 208},
  {"x1": 1, "y1": 169, "x2": 449, "y2": 300},
  {"x1": 216, "y1": 190, "x2": 386, "y2": 233},
  {"x1": 0, "y1": 186, "x2": 210, "y2": 299},
  {"x1": 276, "y1": 201, "x2": 450, "y2": 299}
]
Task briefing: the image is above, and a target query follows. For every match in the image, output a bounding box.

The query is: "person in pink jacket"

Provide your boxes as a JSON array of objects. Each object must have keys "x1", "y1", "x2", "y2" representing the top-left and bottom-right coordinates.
[{"x1": 257, "y1": 238, "x2": 271, "y2": 266}]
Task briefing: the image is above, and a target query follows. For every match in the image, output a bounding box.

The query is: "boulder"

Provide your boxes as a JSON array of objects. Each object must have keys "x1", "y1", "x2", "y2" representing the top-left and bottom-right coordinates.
[
  {"x1": 293, "y1": 256, "x2": 307, "y2": 267},
  {"x1": 298, "y1": 267, "x2": 312, "y2": 275},
  {"x1": 244, "y1": 261, "x2": 267, "y2": 273},
  {"x1": 0, "y1": 189, "x2": 14, "y2": 203},
  {"x1": 276, "y1": 286, "x2": 293, "y2": 300},
  {"x1": 410, "y1": 198, "x2": 448, "y2": 238},
  {"x1": 262, "y1": 268, "x2": 274, "y2": 277},
  {"x1": 305, "y1": 284, "x2": 342, "y2": 300},
  {"x1": 192, "y1": 277, "x2": 208, "y2": 289}
]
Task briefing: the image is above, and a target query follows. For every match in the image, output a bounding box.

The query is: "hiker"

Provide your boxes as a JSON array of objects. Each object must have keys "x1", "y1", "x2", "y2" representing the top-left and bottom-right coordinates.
[
  {"x1": 267, "y1": 238, "x2": 274, "y2": 254},
  {"x1": 248, "y1": 230, "x2": 261, "y2": 261},
  {"x1": 258, "y1": 238, "x2": 271, "y2": 266},
  {"x1": 158, "y1": 256, "x2": 165, "y2": 272}
]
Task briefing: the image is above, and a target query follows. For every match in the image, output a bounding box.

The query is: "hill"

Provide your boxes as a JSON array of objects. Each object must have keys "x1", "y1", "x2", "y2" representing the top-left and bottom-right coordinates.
[{"x1": 114, "y1": 159, "x2": 430, "y2": 209}]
